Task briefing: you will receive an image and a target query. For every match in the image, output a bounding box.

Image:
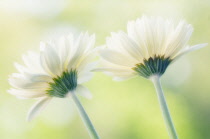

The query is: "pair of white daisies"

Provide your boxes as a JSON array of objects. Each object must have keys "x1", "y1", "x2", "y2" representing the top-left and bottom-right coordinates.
[{"x1": 8, "y1": 16, "x2": 207, "y2": 121}]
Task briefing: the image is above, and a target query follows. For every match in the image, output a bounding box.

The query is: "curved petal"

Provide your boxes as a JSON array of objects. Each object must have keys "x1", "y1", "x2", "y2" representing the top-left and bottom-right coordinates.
[
  {"x1": 22, "y1": 51, "x2": 44, "y2": 73},
  {"x1": 75, "y1": 49, "x2": 97, "y2": 71},
  {"x1": 14, "y1": 62, "x2": 28, "y2": 73},
  {"x1": 113, "y1": 75, "x2": 136, "y2": 81},
  {"x1": 165, "y1": 21, "x2": 193, "y2": 57},
  {"x1": 173, "y1": 43, "x2": 208, "y2": 62},
  {"x1": 27, "y1": 97, "x2": 52, "y2": 121},
  {"x1": 77, "y1": 62, "x2": 97, "y2": 84},
  {"x1": 77, "y1": 72, "x2": 93, "y2": 84},
  {"x1": 23, "y1": 73, "x2": 52, "y2": 82},
  {"x1": 99, "y1": 49, "x2": 136, "y2": 67},
  {"x1": 117, "y1": 31, "x2": 143, "y2": 60},
  {"x1": 69, "y1": 33, "x2": 95, "y2": 68},
  {"x1": 8, "y1": 89, "x2": 46, "y2": 99},
  {"x1": 94, "y1": 57, "x2": 136, "y2": 80},
  {"x1": 40, "y1": 42, "x2": 61, "y2": 76},
  {"x1": 9, "y1": 75, "x2": 48, "y2": 90},
  {"x1": 58, "y1": 34, "x2": 73, "y2": 69},
  {"x1": 92, "y1": 67, "x2": 132, "y2": 72},
  {"x1": 75, "y1": 85, "x2": 92, "y2": 99}
]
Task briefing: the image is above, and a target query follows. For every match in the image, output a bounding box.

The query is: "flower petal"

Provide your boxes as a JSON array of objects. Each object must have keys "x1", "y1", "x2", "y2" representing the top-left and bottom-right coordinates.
[
  {"x1": 9, "y1": 74, "x2": 48, "y2": 89},
  {"x1": 8, "y1": 89, "x2": 47, "y2": 99},
  {"x1": 68, "y1": 33, "x2": 95, "y2": 69},
  {"x1": 58, "y1": 34, "x2": 74, "y2": 69},
  {"x1": 165, "y1": 21, "x2": 193, "y2": 57},
  {"x1": 173, "y1": 43, "x2": 208, "y2": 62},
  {"x1": 23, "y1": 73, "x2": 52, "y2": 82},
  {"x1": 14, "y1": 63, "x2": 28, "y2": 73},
  {"x1": 22, "y1": 51, "x2": 44, "y2": 73},
  {"x1": 75, "y1": 85, "x2": 92, "y2": 99},
  {"x1": 113, "y1": 75, "x2": 136, "y2": 81},
  {"x1": 77, "y1": 62, "x2": 97, "y2": 84},
  {"x1": 76, "y1": 49, "x2": 97, "y2": 71},
  {"x1": 77, "y1": 72, "x2": 93, "y2": 84},
  {"x1": 93, "y1": 67, "x2": 132, "y2": 72},
  {"x1": 99, "y1": 49, "x2": 135, "y2": 67},
  {"x1": 118, "y1": 31, "x2": 143, "y2": 60},
  {"x1": 40, "y1": 42, "x2": 61, "y2": 76},
  {"x1": 27, "y1": 97, "x2": 52, "y2": 121}
]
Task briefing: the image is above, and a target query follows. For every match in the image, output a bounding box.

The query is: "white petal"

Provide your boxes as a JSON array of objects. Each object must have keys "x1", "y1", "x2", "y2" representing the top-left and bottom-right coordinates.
[
  {"x1": 118, "y1": 32, "x2": 143, "y2": 60},
  {"x1": 68, "y1": 33, "x2": 95, "y2": 69},
  {"x1": 8, "y1": 89, "x2": 47, "y2": 99},
  {"x1": 93, "y1": 67, "x2": 132, "y2": 72},
  {"x1": 113, "y1": 75, "x2": 136, "y2": 81},
  {"x1": 94, "y1": 58, "x2": 135, "y2": 78},
  {"x1": 127, "y1": 21, "x2": 139, "y2": 42},
  {"x1": 86, "y1": 34, "x2": 95, "y2": 51},
  {"x1": 75, "y1": 49, "x2": 97, "y2": 71},
  {"x1": 22, "y1": 51, "x2": 44, "y2": 73},
  {"x1": 78, "y1": 61, "x2": 97, "y2": 74},
  {"x1": 27, "y1": 97, "x2": 52, "y2": 121},
  {"x1": 23, "y1": 73, "x2": 52, "y2": 82},
  {"x1": 173, "y1": 43, "x2": 208, "y2": 61},
  {"x1": 78, "y1": 72, "x2": 93, "y2": 84},
  {"x1": 40, "y1": 42, "x2": 61, "y2": 76},
  {"x1": 58, "y1": 34, "x2": 74, "y2": 69},
  {"x1": 75, "y1": 85, "x2": 92, "y2": 99},
  {"x1": 107, "y1": 32, "x2": 142, "y2": 61},
  {"x1": 9, "y1": 76, "x2": 48, "y2": 89},
  {"x1": 165, "y1": 22, "x2": 193, "y2": 57},
  {"x1": 100, "y1": 49, "x2": 135, "y2": 67},
  {"x1": 77, "y1": 62, "x2": 97, "y2": 84},
  {"x1": 14, "y1": 63, "x2": 28, "y2": 73}
]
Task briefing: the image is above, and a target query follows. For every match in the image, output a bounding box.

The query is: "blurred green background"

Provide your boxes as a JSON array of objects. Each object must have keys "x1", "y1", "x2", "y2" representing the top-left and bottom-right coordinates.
[{"x1": 0, "y1": 0, "x2": 210, "y2": 138}]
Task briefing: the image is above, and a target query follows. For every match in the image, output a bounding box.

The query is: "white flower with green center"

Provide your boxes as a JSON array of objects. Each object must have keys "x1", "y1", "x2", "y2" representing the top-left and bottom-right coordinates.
[
  {"x1": 97, "y1": 16, "x2": 207, "y2": 139},
  {"x1": 8, "y1": 32, "x2": 100, "y2": 139}
]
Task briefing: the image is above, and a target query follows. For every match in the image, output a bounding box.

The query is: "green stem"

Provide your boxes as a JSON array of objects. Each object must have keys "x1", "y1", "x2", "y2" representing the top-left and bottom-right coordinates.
[
  {"x1": 151, "y1": 75, "x2": 178, "y2": 139},
  {"x1": 71, "y1": 92, "x2": 100, "y2": 139}
]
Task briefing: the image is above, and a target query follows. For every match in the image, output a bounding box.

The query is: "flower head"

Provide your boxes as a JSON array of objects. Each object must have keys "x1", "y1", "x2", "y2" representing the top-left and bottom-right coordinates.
[
  {"x1": 8, "y1": 32, "x2": 96, "y2": 120},
  {"x1": 98, "y1": 16, "x2": 207, "y2": 80}
]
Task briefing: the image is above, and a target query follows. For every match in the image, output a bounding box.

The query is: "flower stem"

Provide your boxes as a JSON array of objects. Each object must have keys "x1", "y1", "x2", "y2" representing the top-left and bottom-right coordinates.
[
  {"x1": 71, "y1": 92, "x2": 100, "y2": 139},
  {"x1": 151, "y1": 75, "x2": 178, "y2": 139}
]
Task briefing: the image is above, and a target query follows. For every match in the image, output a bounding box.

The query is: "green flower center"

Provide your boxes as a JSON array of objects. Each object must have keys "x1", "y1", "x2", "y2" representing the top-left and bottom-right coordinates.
[
  {"x1": 47, "y1": 69, "x2": 77, "y2": 98},
  {"x1": 132, "y1": 55, "x2": 172, "y2": 78}
]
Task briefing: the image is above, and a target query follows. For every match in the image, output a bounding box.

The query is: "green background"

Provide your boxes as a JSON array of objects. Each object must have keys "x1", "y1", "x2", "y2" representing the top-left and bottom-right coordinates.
[{"x1": 0, "y1": 0, "x2": 210, "y2": 138}]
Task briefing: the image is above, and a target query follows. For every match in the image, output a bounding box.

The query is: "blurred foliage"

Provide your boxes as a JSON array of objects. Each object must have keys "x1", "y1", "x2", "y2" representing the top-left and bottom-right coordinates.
[{"x1": 0, "y1": 0, "x2": 210, "y2": 139}]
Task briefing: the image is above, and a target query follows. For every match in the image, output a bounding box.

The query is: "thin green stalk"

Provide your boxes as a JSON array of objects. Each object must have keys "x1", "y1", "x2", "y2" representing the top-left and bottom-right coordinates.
[
  {"x1": 71, "y1": 92, "x2": 100, "y2": 139},
  {"x1": 151, "y1": 75, "x2": 178, "y2": 139}
]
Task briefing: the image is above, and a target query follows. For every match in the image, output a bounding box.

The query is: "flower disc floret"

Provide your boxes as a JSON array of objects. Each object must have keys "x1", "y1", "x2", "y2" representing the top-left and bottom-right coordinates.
[
  {"x1": 132, "y1": 55, "x2": 171, "y2": 78},
  {"x1": 47, "y1": 69, "x2": 77, "y2": 98}
]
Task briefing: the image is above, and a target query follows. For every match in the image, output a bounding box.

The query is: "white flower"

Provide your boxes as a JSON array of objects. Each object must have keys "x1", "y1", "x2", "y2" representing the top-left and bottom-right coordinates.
[
  {"x1": 97, "y1": 16, "x2": 207, "y2": 80},
  {"x1": 8, "y1": 32, "x2": 97, "y2": 121}
]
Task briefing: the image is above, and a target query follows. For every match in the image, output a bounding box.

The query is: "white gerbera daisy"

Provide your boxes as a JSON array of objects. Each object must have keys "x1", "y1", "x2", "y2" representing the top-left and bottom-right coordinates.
[
  {"x1": 97, "y1": 16, "x2": 207, "y2": 139},
  {"x1": 8, "y1": 32, "x2": 100, "y2": 139},
  {"x1": 98, "y1": 16, "x2": 207, "y2": 80}
]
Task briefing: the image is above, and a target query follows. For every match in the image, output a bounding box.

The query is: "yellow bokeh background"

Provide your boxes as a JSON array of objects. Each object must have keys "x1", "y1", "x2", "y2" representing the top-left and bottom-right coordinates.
[{"x1": 0, "y1": 0, "x2": 210, "y2": 138}]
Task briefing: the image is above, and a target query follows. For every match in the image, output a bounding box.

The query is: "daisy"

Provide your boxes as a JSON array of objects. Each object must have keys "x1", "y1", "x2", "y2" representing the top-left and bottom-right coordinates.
[
  {"x1": 8, "y1": 32, "x2": 100, "y2": 139},
  {"x1": 97, "y1": 16, "x2": 207, "y2": 139}
]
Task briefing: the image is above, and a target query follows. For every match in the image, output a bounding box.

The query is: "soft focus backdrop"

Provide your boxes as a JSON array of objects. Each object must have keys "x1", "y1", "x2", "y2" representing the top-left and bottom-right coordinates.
[{"x1": 0, "y1": 0, "x2": 210, "y2": 139}]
